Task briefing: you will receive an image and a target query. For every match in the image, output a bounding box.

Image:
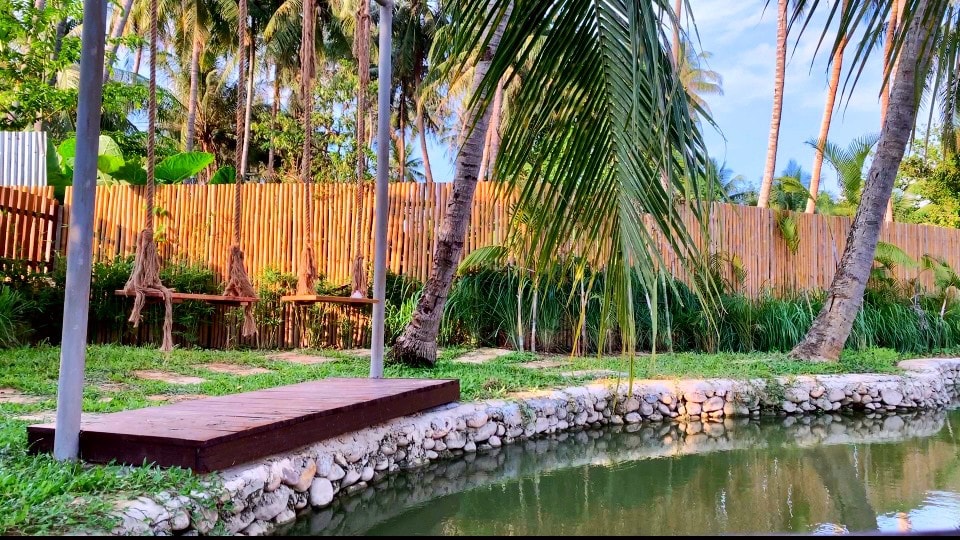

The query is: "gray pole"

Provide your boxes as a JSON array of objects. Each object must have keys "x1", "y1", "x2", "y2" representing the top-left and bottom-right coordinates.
[
  {"x1": 370, "y1": 0, "x2": 393, "y2": 378},
  {"x1": 54, "y1": 0, "x2": 107, "y2": 460}
]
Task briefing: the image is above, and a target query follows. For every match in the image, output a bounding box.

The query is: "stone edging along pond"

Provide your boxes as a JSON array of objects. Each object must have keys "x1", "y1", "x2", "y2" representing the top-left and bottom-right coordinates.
[{"x1": 112, "y1": 358, "x2": 960, "y2": 536}]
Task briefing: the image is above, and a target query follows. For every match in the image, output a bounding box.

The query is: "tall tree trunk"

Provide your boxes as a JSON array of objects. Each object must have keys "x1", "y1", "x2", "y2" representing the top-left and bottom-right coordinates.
[
  {"x1": 790, "y1": 0, "x2": 935, "y2": 362},
  {"x1": 516, "y1": 276, "x2": 524, "y2": 352},
  {"x1": 530, "y1": 283, "x2": 538, "y2": 354},
  {"x1": 389, "y1": 6, "x2": 511, "y2": 367},
  {"x1": 132, "y1": 42, "x2": 142, "y2": 74},
  {"x1": 398, "y1": 109, "x2": 406, "y2": 181},
  {"x1": 805, "y1": 5, "x2": 848, "y2": 214},
  {"x1": 103, "y1": 0, "x2": 135, "y2": 83},
  {"x1": 185, "y1": 27, "x2": 201, "y2": 152},
  {"x1": 881, "y1": 0, "x2": 903, "y2": 223},
  {"x1": 485, "y1": 79, "x2": 504, "y2": 180},
  {"x1": 417, "y1": 108, "x2": 434, "y2": 184},
  {"x1": 757, "y1": 0, "x2": 788, "y2": 208},
  {"x1": 672, "y1": 0, "x2": 682, "y2": 67},
  {"x1": 267, "y1": 64, "x2": 280, "y2": 181},
  {"x1": 240, "y1": 38, "x2": 256, "y2": 178}
]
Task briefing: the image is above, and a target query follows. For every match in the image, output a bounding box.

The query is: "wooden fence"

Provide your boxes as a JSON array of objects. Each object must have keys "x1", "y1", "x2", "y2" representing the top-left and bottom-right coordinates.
[
  {"x1": 0, "y1": 186, "x2": 59, "y2": 272},
  {"x1": 63, "y1": 182, "x2": 511, "y2": 287},
  {"x1": 60, "y1": 182, "x2": 960, "y2": 296},
  {"x1": 7, "y1": 182, "x2": 960, "y2": 349}
]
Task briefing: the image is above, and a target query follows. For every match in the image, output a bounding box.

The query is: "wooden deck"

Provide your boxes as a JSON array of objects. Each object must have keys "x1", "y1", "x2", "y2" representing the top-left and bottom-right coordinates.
[{"x1": 27, "y1": 378, "x2": 459, "y2": 473}]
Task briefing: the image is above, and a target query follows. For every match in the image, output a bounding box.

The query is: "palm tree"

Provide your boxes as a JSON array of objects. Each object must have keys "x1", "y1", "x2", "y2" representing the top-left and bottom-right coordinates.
[
  {"x1": 805, "y1": 0, "x2": 850, "y2": 213},
  {"x1": 389, "y1": 2, "x2": 512, "y2": 366},
  {"x1": 390, "y1": 0, "x2": 714, "y2": 367},
  {"x1": 757, "y1": 0, "x2": 789, "y2": 208},
  {"x1": 808, "y1": 134, "x2": 879, "y2": 212},
  {"x1": 791, "y1": 0, "x2": 942, "y2": 361},
  {"x1": 677, "y1": 43, "x2": 723, "y2": 117}
]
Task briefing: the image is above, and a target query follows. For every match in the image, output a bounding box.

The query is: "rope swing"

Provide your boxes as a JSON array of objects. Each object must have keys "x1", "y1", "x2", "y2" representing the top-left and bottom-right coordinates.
[
  {"x1": 121, "y1": 0, "x2": 174, "y2": 352},
  {"x1": 296, "y1": 0, "x2": 318, "y2": 295},
  {"x1": 350, "y1": 0, "x2": 371, "y2": 298},
  {"x1": 222, "y1": 0, "x2": 258, "y2": 337}
]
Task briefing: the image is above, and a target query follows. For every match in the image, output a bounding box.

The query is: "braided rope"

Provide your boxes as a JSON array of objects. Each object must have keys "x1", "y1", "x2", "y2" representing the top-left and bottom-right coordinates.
[
  {"x1": 296, "y1": 0, "x2": 318, "y2": 295},
  {"x1": 350, "y1": 0, "x2": 370, "y2": 296},
  {"x1": 223, "y1": 0, "x2": 258, "y2": 337},
  {"x1": 233, "y1": 0, "x2": 248, "y2": 246},
  {"x1": 122, "y1": 0, "x2": 174, "y2": 351},
  {"x1": 145, "y1": 0, "x2": 157, "y2": 231}
]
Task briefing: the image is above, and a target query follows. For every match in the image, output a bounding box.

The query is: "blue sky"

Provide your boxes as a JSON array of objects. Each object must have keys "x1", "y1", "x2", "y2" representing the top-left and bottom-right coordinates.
[{"x1": 426, "y1": 0, "x2": 888, "y2": 196}]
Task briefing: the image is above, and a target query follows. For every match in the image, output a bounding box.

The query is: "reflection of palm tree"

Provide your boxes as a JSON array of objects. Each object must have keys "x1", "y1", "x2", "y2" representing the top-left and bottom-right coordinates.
[{"x1": 808, "y1": 446, "x2": 878, "y2": 532}]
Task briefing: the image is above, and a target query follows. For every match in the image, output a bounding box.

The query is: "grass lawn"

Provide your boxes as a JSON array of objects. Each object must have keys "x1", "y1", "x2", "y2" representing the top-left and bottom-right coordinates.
[{"x1": 0, "y1": 344, "x2": 932, "y2": 534}]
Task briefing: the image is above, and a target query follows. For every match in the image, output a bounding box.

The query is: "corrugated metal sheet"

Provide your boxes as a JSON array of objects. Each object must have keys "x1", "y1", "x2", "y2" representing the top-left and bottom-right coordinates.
[{"x1": 0, "y1": 131, "x2": 47, "y2": 187}]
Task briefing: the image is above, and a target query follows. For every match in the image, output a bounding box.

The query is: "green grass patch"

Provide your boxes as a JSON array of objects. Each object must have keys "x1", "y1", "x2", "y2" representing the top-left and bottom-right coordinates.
[{"x1": 0, "y1": 343, "x2": 939, "y2": 534}]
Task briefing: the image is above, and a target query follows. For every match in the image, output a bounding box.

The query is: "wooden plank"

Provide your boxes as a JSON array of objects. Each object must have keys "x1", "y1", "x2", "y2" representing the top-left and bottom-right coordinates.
[
  {"x1": 114, "y1": 290, "x2": 258, "y2": 305},
  {"x1": 280, "y1": 294, "x2": 378, "y2": 305},
  {"x1": 27, "y1": 378, "x2": 460, "y2": 472}
]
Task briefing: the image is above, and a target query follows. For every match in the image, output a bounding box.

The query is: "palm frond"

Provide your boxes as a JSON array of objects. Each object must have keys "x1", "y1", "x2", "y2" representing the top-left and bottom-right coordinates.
[{"x1": 446, "y1": 0, "x2": 717, "y2": 357}]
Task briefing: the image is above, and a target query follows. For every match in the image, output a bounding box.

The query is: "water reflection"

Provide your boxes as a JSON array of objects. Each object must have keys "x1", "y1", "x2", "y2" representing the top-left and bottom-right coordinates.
[{"x1": 282, "y1": 407, "x2": 960, "y2": 536}]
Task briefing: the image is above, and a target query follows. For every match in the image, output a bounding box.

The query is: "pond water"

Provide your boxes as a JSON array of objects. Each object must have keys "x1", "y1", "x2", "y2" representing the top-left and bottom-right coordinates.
[{"x1": 283, "y1": 407, "x2": 960, "y2": 536}]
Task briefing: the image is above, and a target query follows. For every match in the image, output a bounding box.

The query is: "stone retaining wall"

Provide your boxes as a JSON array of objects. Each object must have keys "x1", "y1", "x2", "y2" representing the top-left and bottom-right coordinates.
[{"x1": 112, "y1": 358, "x2": 960, "y2": 536}]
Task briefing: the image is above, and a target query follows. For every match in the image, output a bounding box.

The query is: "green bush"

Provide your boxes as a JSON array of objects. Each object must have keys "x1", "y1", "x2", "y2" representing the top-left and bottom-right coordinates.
[{"x1": 0, "y1": 286, "x2": 32, "y2": 347}]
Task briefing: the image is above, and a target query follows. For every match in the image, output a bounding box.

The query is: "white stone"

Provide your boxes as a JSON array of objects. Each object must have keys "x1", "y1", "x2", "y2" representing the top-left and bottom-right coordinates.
[
  {"x1": 467, "y1": 413, "x2": 489, "y2": 428},
  {"x1": 341, "y1": 469, "x2": 361, "y2": 488},
  {"x1": 686, "y1": 402, "x2": 702, "y2": 416},
  {"x1": 224, "y1": 510, "x2": 255, "y2": 534},
  {"x1": 624, "y1": 398, "x2": 640, "y2": 413},
  {"x1": 881, "y1": 389, "x2": 903, "y2": 406},
  {"x1": 625, "y1": 412, "x2": 642, "y2": 423},
  {"x1": 327, "y1": 464, "x2": 346, "y2": 482},
  {"x1": 474, "y1": 421, "x2": 497, "y2": 442},
  {"x1": 275, "y1": 508, "x2": 297, "y2": 525},
  {"x1": 360, "y1": 466, "x2": 374, "y2": 483},
  {"x1": 445, "y1": 431, "x2": 467, "y2": 450},
  {"x1": 309, "y1": 479, "x2": 334, "y2": 507},
  {"x1": 702, "y1": 396, "x2": 725, "y2": 413},
  {"x1": 252, "y1": 485, "x2": 292, "y2": 521},
  {"x1": 489, "y1": 436, "x2": 502, "y2": 447},
  {"x1": 827, "y1": 388, "x2": 846, "y2": 402},
  {"x1": 464, "y1": 441, "x2": 477, "y2": 452}
]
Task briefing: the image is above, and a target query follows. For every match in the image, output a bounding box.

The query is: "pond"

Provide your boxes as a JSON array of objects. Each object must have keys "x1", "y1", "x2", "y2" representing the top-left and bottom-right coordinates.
[{"x1": 283, "y1": 407, "x2": 960, "y2": 536}]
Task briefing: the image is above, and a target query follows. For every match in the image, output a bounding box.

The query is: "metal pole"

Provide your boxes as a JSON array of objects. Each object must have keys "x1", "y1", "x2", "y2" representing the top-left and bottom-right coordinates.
[
  {"x1": 370, "y1": 0, "x2": 393, "y2": 378},
  {"x1": 54, "y1": 0, "x2": 107, "y2": 460}
]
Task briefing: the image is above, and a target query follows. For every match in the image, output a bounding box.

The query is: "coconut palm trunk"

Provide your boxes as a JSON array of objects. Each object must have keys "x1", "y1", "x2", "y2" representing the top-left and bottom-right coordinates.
[
  {"x1": 185, "y1": 28, "x2": 202, "y2": 152},
  {"x1": 672, "y1": 0, "x2": 682, "y2": 66},
  {"x1": 389, "y1": 6, "x2": 511, "y2": 367},
  {"x1": 267, "y1": 64, "x2": 280, "y2": 180},
  {"x1": 757, "y1": 0, "x2": 788, "y2": 208},
  {"x1": 882, "y1": 0, "x2": 905, "y2": 223},
  {"x1": 103, "y1": 0, "x2": 135, "y2": 83},
  {"x1": 805, "y1": 0, "x2": 848, "y2": 214},
  {"x1": 790, "y1": 0, "x2": 936, "y2": 362},
  {"x1": 417, "y1": 108, "x2": 434, "y2": 183}
]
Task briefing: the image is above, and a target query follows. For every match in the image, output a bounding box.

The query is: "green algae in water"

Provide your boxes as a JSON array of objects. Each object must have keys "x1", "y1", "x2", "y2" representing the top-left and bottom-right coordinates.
[{"x1": 282, "y1": 408, "x2": 960, "y2": 536}]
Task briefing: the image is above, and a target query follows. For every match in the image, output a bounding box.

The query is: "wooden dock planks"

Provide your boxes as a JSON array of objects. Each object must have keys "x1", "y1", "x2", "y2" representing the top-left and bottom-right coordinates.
[{"x1": 27, "y1": 378, "x2": 460, "y2": 473}]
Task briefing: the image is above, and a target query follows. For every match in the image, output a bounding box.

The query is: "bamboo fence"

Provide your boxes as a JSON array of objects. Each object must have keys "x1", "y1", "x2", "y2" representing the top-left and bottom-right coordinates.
[{"x1": 5, "y1": 182, "x2": 960, "y2": 348}]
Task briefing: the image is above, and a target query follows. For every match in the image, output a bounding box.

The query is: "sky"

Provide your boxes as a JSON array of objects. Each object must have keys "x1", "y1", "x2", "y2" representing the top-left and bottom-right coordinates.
[{"x1": 426, "y1": 0, "x2": 889, "y2": 196}]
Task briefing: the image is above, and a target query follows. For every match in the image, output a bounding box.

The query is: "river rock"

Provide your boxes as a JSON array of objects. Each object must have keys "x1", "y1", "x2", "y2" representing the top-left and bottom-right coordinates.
[
  {"x1": 881, "y1": 389, "x2": 903, "y2": 406},
  {"x1": 474, "y1": 421, "x2": 497, "y2": 442},
  {"x1": 467, "y1": 413, "x2": 489, "y2": 429},
  {"x1": 275, "y1": 508, "x2": 297, "y2": 525},
  {"x1": 625, "y1": 412, "x2": 642, "y2": 423},
  {"x1": 445, "y1": 431, "x2": 467, "y2": 450},
  {"x1": 252, "y1": 485, "x2": 291, "y2": 521},
  {"x1": 827, "y1": 388, "x2": 845, "y2": 403},
  {"x1": 292, "y1": 460, "x2": 317, "y2": 492},
  {"x1": 702, "y1": 396, "x2": 725, "y2": 413},
  {"x1": 341, "y1": 469, "x2": 361, "y2": 488},
  {"x1": 327, "y1": 464, "x2": 346, "y2": 482}
]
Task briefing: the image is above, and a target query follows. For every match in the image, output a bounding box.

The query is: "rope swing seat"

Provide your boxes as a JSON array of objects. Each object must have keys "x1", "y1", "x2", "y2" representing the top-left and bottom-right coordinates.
[
  {"x1": 280, "y1": 0, "x2": 377, "y2": 310},
  {"x1": 115, "y1": 0, "x2": 258, "y2": 350}
]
